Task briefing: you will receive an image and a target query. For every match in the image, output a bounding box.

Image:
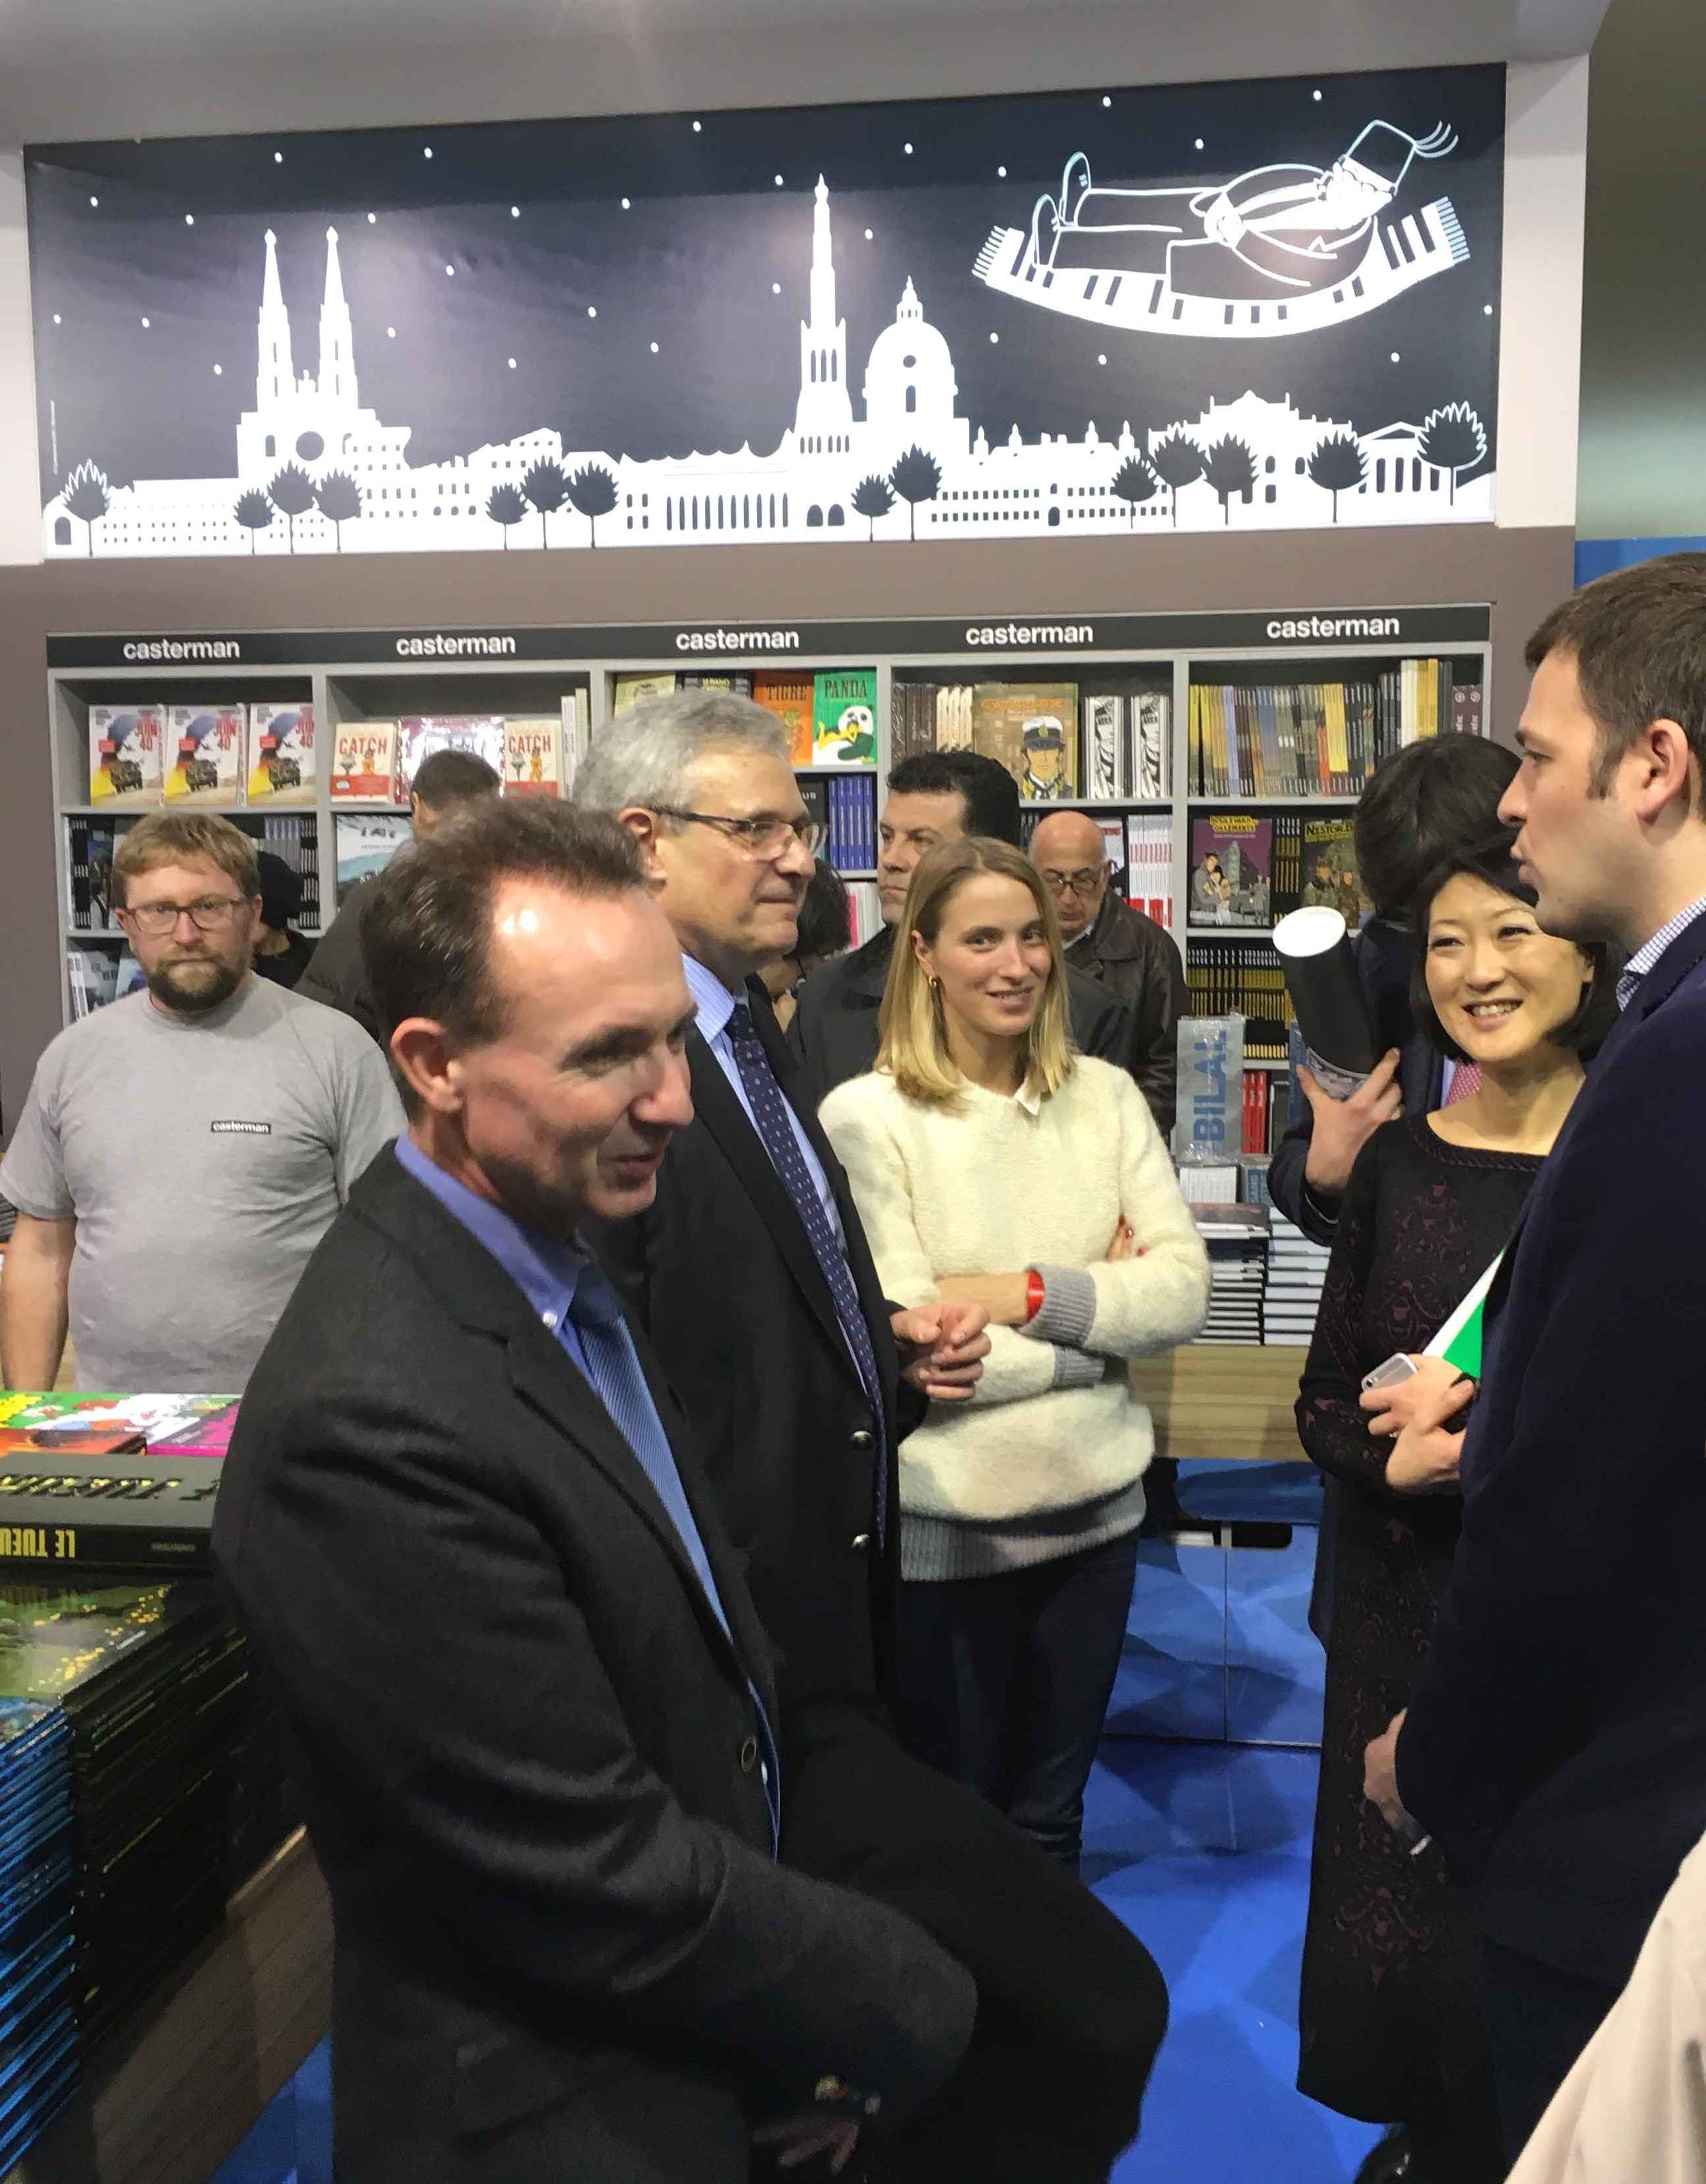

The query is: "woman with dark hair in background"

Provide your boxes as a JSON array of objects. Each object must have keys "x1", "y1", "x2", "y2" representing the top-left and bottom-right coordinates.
[
  {"x1": 249, "y1": 850, "x2": 315, "y2": 990},
  {"x1": 1294, "y1": 833, "x2": 1617, "y2": 2184},
  {"x1": 759, "y1": 857, "x2": 851, "y2": 1031},
  {"x1": 1269, "y1": 736, "x2": 1522, "y2": 1247}
]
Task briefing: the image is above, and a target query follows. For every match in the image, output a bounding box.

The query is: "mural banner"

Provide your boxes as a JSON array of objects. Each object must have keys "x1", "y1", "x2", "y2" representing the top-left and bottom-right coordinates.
[{"x1": 28, "y1": 65, "x2": 1503, "y2": 562}]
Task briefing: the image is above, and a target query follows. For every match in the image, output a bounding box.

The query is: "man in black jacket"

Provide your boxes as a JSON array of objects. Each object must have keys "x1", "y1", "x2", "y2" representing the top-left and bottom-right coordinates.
[
  {"x1": 1028, "y1": 807, "x2": 1185, "y2": 1139},
  {"x1": 295, "y1": 748, "x2": 500, "y2": 1039},
  {"x1": 578, "y1": 694, "x2": 1169, "y2": 2184},
  {"x1": 788, "y1": 750, "x2": 1139, "y2": 1112},
  {"x1": 1366, "y1": 557, "x2": 1706, "y2": 2156},
  {"x1": 214, "y1": 799, "x2": 975, "y2": 2184},
  {"x1": 1267, "y1": 734, "x2": 1518, "y2": 1244}
]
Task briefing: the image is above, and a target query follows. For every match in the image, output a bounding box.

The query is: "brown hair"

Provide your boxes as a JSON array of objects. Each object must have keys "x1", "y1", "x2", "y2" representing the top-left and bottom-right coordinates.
[
  {"x1": 1525, "y1": 551, "x2": 1706, "y2": 805},
  {"x1": 878, "y1": 835, "x2": 1074, "y2": 1106},
  {"x1": 362, "y1": 796, "x2": 645, "y2": 1062},
  {"x1": 111, "y1": 811, "x2": 259, "y2": 908}
]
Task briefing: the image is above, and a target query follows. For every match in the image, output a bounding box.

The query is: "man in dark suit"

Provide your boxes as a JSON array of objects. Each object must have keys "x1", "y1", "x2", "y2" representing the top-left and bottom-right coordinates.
[
  {"x1": 787, "y1": 749, "x2": 1140, "y2": 1114},
  {"x1": 1363, "y1": 554, "x2": 1706, "y2": 2157},
  {"x1": 213, "y1": 799, "x2": 976, "y2": 2184},
  {"x1": 1267, "y1": 735, "x2": 1519, "y2": 1244},
  {"x1": 579, "y1": 693, "x2": 1169, "y2": 2184}
]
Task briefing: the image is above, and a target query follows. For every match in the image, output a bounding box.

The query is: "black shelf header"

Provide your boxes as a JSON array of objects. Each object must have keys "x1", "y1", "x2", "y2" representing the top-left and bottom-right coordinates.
[{"x1": 46, "y1": 605, "x2": 1490, "y2": 672}]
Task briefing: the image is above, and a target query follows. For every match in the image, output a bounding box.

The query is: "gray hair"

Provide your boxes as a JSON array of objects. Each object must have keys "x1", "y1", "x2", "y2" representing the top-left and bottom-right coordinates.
[{"x1": 575, "y1": 690, "x2": 790, "y2": 815}]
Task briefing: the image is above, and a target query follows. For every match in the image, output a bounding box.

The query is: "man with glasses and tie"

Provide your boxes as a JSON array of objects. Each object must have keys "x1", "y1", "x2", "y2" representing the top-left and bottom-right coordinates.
[
  {"x1": 579, "y1": 694, "x2": 1170, "y2": 2184},
  {"x1": 0, "y1": 811, "x2": 401, "y2": 1394},
  {"x1": 1028, "y1": 808, "x2": 1185, "y2": 1141}
]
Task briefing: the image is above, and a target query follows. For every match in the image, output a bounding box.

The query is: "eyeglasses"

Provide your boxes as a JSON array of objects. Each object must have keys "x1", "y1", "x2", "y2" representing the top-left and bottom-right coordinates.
[
  {"x1": 120, "y1": 895, "x2": 247, "y2": 936},
  {"x1": 1039, "y1": 868, "x2": 1105, "y2": 900},
  {"x1": 649, "y1": 807, "x2": 825, "y2": 859}
]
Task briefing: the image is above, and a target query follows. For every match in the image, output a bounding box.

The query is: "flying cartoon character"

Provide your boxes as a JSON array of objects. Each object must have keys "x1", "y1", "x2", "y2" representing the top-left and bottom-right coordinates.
[{"x1": 829, "y1": 702, "x2": 876, "y2": 764}]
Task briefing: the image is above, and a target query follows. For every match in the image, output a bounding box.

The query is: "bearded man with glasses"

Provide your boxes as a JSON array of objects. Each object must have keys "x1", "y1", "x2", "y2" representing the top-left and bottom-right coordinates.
[{"x1": 0, "y1": 811, "x2": 402, "y2": 1394}]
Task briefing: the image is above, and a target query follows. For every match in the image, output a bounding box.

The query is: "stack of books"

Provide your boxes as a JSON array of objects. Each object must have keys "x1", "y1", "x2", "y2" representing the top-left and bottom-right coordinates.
[
  {"x1": 1264, "y1": 1215, "x2": 1333, "y2": 1347},
  {"x1": 0, "y1": 1695, "x2": 77, "y2": 2171},
  {"x1": 1189, "y1": 1202, "x2": 1271, "y2": 1345}
]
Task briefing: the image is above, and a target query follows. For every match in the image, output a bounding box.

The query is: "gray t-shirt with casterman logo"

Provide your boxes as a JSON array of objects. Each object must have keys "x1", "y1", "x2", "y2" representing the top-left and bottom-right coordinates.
[{"x1": 0, "y1": 977, "x2": 403, "y2": 1392}]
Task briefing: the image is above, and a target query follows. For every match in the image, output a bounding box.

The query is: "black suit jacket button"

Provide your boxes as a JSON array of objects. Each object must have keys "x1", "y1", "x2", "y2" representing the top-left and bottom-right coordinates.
[
  {"x1": 851, "y1": 1533, "x2": 871, "y2": 1551},
  {"x1": 739, "y1": 1735, "x2": 759, "y2": 1772},
  {"x1": 850, "y1": 1429, "x2": 874, "y2": 1449}
]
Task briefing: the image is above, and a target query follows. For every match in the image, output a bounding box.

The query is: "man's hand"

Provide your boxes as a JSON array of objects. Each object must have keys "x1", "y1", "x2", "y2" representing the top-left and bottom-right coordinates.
[
  {"x1": 1375, "y1": 1372, "x2": 1475, "y2": 1495},
  {"x1": 751, "y1": 2114, "x2": 861, "y2": 2173},
  {"x1": 1299, "y1": 1048, "x2": 1403, "y2": 1198},
  {"x1": 1364, "y1": 1710, "x2": 1423, "y2": 1842},
  {"x1": 892, "y1": 1302, "x2": 992, "y2": 1403}
]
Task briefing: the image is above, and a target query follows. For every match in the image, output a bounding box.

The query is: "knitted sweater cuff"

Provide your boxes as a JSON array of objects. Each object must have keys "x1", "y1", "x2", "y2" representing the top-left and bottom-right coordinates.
[
  {"x1": 1028, "y1": 1264, "x2": 1097, "y2": 1349},
  {"x1": 1050, "y1": 1342, "x2": 1105, "y2": 1390}
]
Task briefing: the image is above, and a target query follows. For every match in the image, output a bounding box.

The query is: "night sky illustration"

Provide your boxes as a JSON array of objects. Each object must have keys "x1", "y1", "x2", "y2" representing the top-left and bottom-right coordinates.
[{"x1": 27, "y1": 63, "x2": 1503, "y2": 503}]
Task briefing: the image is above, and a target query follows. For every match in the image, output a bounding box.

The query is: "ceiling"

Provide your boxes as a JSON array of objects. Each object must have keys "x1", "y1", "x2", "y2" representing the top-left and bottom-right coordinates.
[{"x1": 1, "y1": 0, "x2": 1612, "y2": 145}]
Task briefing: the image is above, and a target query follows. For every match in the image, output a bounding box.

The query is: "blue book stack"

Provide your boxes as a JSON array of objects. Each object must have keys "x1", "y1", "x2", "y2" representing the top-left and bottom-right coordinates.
[{"x1": 0, "y1": 1699, "x2": 78, "y2": 2172}]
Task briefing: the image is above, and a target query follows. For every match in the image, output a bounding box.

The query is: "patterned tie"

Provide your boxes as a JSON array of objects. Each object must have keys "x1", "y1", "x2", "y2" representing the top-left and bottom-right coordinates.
[
  {"x1": 569, "y1": 1261, "x2": 780, "y2": 1841},
  {"x1": 1445, "y1": 1061, "x2": 1482, "y2": 1106},
  {"x1": 725, "y1": 1001, "x2": 887, "y2": 1541}
]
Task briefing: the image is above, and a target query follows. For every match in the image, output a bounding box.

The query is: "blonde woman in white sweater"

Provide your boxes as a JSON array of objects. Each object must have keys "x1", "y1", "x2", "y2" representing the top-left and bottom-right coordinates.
[{"x1": 820, "y1": 835, "x2": 1207, "y2": 1869}]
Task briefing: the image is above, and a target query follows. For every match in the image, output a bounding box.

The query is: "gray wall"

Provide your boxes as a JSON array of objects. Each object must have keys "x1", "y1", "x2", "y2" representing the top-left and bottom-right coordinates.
[{"x1": 1578, "y1": 0, "x2": 1706, "y2": 538}]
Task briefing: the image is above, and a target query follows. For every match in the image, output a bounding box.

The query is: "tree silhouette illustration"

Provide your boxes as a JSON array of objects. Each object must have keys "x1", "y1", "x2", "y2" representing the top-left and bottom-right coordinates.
[
  {"x1": 1418, "y1": 403, "x2": 1488, "y2": 506},
  {"x1": 888, "y1": 447, "x2": 942, "y2": 541},
  {"x1": 315, "y1": 470, "x2": 362, "y2": 551},
  {"x1": 268, "y1": 463, "x2": 317, "y2": 554},
  {"x1": 568, "y1": 464, "x2": 620, "y2": 548},
  {"x1": 1306, "y1": 432, "x2": 1368, "y2": 524},
  {"x1": 1150, "y1": 432, "x2": 1204, "y2": 529},
  {"x1": 1202, "y1": 437, "x2": 1257, "y2": 528},
  {"x1": 852, "y1": 474, "x2": 895, "y2": 541},
  {"x1": 63, "y1": 461, "x2": 111, "y2": 558},
  {"x1": 1110, "y1": 457, "x2": 1159, "y2": 529},
  {"x1": 486, "y1": 483, "x2": 526, "y2": 549},
  {"x1": 233, "y1": 489, "x2": 274, "y2": 554},
  {"x1": 523, "y1": 460, "x2": 570, "y2": 547}
]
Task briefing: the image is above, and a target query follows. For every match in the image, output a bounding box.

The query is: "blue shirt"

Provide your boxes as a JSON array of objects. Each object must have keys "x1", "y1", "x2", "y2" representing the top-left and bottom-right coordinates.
[
  {"x1": 1618, "y1": 895, "x2": 1706, "y2": 1010},
  {"x1": 682, "y1": 954, "x2": 847, "y2": 1252}
]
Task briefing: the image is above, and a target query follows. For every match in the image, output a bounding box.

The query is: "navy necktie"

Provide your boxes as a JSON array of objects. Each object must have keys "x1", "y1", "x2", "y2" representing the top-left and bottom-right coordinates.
[
  {"x1": 726, "y1": 1001, "x2": 887, "y2": 1540},
  {"x1": 568, "y1": 1261, "x2": 779, "y2": 1843}
]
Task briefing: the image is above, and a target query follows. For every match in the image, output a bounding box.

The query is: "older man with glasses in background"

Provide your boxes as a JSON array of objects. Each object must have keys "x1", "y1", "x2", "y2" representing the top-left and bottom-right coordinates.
[
  {"x1": 1028, "y1": 809, "x2": 1185, "y2": 1142},
  {"x1": 0, "y1": 811, "x2": 401, "y2": 1394}
]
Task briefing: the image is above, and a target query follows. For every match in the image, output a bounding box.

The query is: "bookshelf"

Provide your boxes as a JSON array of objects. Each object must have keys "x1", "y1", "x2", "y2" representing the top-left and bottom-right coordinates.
[{"x1": 44, "y1": 603, "x2": 1492, "y2": 1050}]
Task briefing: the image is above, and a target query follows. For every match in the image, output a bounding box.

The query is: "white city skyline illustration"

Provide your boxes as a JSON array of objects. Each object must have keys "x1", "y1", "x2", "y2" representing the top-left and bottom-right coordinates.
[{"x1": 42, "y1": 169, "x2": 1492, "y2": 560}]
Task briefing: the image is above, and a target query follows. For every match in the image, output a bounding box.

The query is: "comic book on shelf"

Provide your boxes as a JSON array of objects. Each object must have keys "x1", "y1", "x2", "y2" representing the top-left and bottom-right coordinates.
[
  {"x1": 334, "y1": 813, "x2": 411, "y2": 900},
  {"x1": 559, "y1": 690, "x2": 592, "y2": 794},
  {"x1": 88, "y1": 708, "x2": 162, "y2": 809},
  {"x1": 811, "y1": 672, "x2": 878, "y2": 766},
  {"x1": 396, "y1": 716, "x2": 504, "y2": 797},
  {"x1": 1299, "y1": 817, "x2": 1368, "y2": 924},
  {"x1": 753, "y1": 674, "x2": 815, "y2": 766},
  {"x1": 245, "y1": 704, "x2": 315, "y2": 805},
  {"x1": 1189, "y1": 816, "x2": 1272, "y2": 928},
  {"x1": 329, "y1": 721, "x2": 398, "y2": 801},
  {"x1": 502, "y1": 719, "x2": 564, "y2": 797},
  {"x1": 163, "y1": 707, "x2": 244, "y2": 807}
]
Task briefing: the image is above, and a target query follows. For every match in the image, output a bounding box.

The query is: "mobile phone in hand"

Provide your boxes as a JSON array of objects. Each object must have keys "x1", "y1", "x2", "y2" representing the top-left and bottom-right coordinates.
[{"x1": 1361, "y1": 1352, "x2": 1419, "y2": 1394}]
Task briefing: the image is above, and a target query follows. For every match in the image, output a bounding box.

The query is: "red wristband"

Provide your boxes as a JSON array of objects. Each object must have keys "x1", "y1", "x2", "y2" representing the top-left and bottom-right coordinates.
[{"x1": 1024, "y1": 1269, "x2": 1045, "y2": 1323}]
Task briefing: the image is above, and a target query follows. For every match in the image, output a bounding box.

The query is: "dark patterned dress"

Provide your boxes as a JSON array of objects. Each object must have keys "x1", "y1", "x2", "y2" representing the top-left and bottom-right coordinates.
[{"x1": 1295, "y1": 1116, "x2": 1539, "y2": 2178}]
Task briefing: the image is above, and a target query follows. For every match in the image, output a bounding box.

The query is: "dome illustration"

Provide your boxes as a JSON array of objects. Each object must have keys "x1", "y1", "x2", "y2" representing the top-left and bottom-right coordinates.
[{"x1": 864, "y1": 279, "x2": 958, "y2": 438}]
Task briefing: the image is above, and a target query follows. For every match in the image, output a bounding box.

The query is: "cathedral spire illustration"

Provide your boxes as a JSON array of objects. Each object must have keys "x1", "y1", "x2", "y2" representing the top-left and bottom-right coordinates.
[
  {"x1": 318, "y1": 226, "x2": 357, "y2": 410},
  {"x1": 793, "y1": 176, "x2": 852, "y2": 455},
  {"x1": 257, "y1": 229, "x2": 294, "y2": 410}
]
